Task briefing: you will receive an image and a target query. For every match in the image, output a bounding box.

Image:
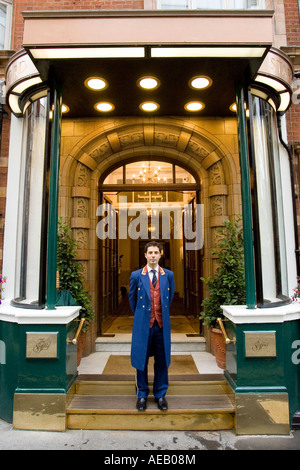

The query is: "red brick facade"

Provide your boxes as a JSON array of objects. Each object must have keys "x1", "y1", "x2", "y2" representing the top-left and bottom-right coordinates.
[
  {"x1": 284, "y1": 0, "x2": 300, "y2": 141},
  {"x1": 284, "y1": 0, "x2": 300, "y2": 247},
  {"x1": 284, "y1": 0, "x2": 300, "y2": 46},
  {"x1": 0, "y1": 92, "x2": 10, "y2": 272}
]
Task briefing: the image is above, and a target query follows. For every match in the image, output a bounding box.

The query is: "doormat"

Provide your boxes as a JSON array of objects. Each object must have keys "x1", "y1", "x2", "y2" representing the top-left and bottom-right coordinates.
[
  {"x1": 104, "y1": 316, "x2": 197, "y2": 334},
  {"x1": 102, "y1": 355, "x2": 199, "y2": 376}
]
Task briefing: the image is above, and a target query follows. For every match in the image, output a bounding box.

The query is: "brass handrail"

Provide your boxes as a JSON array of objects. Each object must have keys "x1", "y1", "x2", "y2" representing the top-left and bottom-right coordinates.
[
  {"x1": 217, "y1": 317, "x2": 236, "y2": 345},
  {"x1": 67, "y1": 318, "x2": 85, "y2": 345}
]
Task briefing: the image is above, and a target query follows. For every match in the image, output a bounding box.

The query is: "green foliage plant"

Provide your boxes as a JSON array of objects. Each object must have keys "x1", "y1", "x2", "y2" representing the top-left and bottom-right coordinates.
[
  {"x1": 57, "y1": 218, "x2": 94, "y2": 331},
  {"x1": 200, "y1": 217, "x2": 246, "y2": 328}
]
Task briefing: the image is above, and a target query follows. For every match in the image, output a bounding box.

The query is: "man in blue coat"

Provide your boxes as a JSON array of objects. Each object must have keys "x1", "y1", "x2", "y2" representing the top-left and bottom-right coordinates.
[{"x1": 129, "y1": 241, "x2": 175, "y2": 411}]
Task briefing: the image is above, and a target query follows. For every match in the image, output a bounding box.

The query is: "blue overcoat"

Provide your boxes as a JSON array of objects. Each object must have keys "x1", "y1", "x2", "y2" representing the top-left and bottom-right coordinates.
[{"x1": 129, "y1": 265, "x2": 175, "y2": 371}]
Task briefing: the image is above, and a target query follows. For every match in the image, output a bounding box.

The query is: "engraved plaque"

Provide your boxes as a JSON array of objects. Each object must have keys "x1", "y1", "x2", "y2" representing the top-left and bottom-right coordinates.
[
  {"x1": 244, "y1": 331, "x2": 276, "y2": 358},
  {"x1": 26, "y1": 332, "x2": 58, "y2": 359}
]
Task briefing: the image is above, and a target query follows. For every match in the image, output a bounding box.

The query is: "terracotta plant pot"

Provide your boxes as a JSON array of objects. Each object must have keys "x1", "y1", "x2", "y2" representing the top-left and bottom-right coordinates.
[{"x1": 210, "y1": 327, "x2": 226, "y2": 369}]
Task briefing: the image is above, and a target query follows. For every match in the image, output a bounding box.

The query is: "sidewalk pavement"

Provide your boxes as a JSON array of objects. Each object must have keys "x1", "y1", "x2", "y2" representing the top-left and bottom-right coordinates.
[{"x1": 0, "y1": 418, "x2": 299, "y2": 451}]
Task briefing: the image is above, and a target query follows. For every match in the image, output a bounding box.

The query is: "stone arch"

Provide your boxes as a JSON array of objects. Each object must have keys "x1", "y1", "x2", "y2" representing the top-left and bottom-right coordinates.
[{"x1": 59, "y1": 117, "x2": 241, "y2": 324}]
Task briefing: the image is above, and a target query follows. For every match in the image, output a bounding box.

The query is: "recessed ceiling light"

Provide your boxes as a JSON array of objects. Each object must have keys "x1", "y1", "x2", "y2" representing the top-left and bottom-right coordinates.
[
  {"x1": 184, "y1": 101, "x2": 205, "y2": 112},
  {"x1": 85, "y1": 77, "x2": 108, "y2": 90},
  {"x1": 49, "y1": 103, "x2": 70, "y2": 118},
  {"x1": 94, "y1": 102, "x2": 115, "y2": 112},
  {"x1": 189, "y1": 76, "x2": 212, "y2": 90},
  {"x1": 62, "y1": 104, "x2": 70, "y2": 113},
  {"x1": 139, "y1": 101, "x2": 160, "y2": 112},
  {"x1": 229, "y1": 102, "x2": 248, "y2": 113},
  {"x1": 137, "y1": 76, "x2": 160, "y2": 90}
]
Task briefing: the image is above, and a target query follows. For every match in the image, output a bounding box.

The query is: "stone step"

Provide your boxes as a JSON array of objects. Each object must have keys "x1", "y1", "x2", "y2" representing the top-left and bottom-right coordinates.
[
  {"x1": 67, "y1": 393, "x2": 235, "y2": 431},
  {"x1": 74, "y1": 376, "x2": 228, "y2": 396},
  {"x1": 95, "y1": 334, "x2": 206, "y2": 352}
]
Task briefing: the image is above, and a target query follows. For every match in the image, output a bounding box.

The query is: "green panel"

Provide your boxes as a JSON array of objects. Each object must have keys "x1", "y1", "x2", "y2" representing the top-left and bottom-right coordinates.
[
  {"x1": 224, "y1": 318, "x2": 300, "y2": 423},
  {"x1": 282, "y1": 320, "x2": 300, "y2": 420},
  {"x1": 0, "y1": 321, "x2": 19, "y2": 423},
  {"x1": 0, "y1": 317, "x2": 78, "y2": 423},
  {"x1": 16, "y1": 320, "x2": 78, "y2": 393},
  {"x1": 235, "y1": 323, "x2": 285, "y2": 389}
]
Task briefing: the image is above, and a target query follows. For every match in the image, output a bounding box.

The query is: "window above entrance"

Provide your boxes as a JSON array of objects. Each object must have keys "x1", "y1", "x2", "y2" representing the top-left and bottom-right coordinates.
[
  {"x1": 157, "y1": 0, "x2": 265, "y2": 9},
  {"x1": 103, "y1": 161, "x2": 196, "y2": 185},
  {"x1": 0, "y1": 0, "x2": 12, "y2": 50}
]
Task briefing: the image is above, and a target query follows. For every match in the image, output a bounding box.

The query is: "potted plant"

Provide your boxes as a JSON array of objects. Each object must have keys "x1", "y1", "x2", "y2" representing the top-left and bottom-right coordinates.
[
  {"x1": 200, "y1": 217, "x2": 246, "y2": 368},
  {"x1": 57, "y1": 218, "x2": 95, "y2": 364},
  {"x1": 291, "y1": 278, "x2": 300, "y2": 303}
]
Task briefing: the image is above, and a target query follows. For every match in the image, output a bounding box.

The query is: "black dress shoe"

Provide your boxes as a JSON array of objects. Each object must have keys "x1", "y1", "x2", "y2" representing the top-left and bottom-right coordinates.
[
  {"x1": 136, "y1": 398, "x2": 147, "y2": 411},
  {"x1": 155, "y1": 397, "x2": 168, "y2": 411}
]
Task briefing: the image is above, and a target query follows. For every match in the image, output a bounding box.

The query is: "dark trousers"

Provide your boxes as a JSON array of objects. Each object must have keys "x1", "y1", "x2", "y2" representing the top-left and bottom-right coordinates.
[{"x1": 136, "y1": 320, "x2": 169, "y2": 399}]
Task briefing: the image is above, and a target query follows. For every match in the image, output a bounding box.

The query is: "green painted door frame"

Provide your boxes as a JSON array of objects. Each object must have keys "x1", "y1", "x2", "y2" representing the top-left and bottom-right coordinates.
[
  {"x1": 236, "y1": 85, "x2": 256, "y2": 309},
  {"x1": 46, "y1": 83, "x2": 62, "y2": 310}
]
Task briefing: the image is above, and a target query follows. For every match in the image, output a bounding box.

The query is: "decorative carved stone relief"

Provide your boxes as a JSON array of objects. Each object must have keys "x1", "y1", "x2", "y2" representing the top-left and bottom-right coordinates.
[
  {"x1": 119, "y1": 132, "x2": 144, "y2": 148},
  {"x1": 74, "y1": 197, "x2": 89, "y2": 219},
  {"x1": 211, "y1": 226, "x2": 225, "y2": 249},
  {"x1": 90, "y1": 140, "x2": 112, "y2": 161},
  {"x1": 210, "y1": 195, "x2": 225, "y2": 217},
  {"x1": 187, "y1": 140, "x2": 209, "y2": 160},
  {"x1": 154, "y1": 132, "x2": 179, "y2": 147},
  {"x1": 76, "y1": 163, "x2": 90, "y2": 187},
  {"x1": 209, "y1": 161, "x2": 224, "y2": 186},
  {"x1": 74, "y1": 228, "x2": 89, "y2": 250},
  {"x1": 79, "y1": 260, "x2": 88, "y2": 280}
]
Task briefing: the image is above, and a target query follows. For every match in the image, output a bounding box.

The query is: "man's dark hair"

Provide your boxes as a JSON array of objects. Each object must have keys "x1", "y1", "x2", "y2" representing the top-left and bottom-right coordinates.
[{"x1": 144, "y1": 241, "x2": 162, "y2": 254}]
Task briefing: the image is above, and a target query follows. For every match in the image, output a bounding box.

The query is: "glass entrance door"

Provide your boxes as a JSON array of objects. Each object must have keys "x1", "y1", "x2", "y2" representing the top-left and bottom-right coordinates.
[{"x1": 98, "y1": 177, "x2": 202, "y2": 334}]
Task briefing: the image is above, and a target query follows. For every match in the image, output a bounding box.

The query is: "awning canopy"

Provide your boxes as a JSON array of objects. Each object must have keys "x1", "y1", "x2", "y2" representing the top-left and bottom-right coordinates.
[{"x1": 6, "y1": 10, "x2": 293, "y2": 117}]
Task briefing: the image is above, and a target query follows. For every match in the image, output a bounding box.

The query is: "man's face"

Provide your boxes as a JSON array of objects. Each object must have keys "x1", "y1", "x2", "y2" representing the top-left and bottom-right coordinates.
[{"x1": 145, "y1": 246, "x2": 161, "y2": 268}]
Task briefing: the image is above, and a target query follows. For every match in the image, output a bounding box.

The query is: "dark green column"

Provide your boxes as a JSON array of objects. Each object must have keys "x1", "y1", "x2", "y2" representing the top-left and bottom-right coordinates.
[
  {"x1": 236, "y1": 85, "x2": 256, "y2": 309},
  {"x1": 46, "y1": 84, "x2": 62, "y2": 309}
]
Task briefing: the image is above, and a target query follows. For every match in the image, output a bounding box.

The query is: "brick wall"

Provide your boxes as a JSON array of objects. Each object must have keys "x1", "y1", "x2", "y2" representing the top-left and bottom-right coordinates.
[
  {"x1": 284, "y1": 0, "x2": 300, "y2": 141},
  {"x1": 12, "y1": 0, "x2": 144, "y2": 51},
  {"x1": 0, "y1": 110, "x2": 10, "y2": 272},
  {"x1": 284, "y1": 0, "x2": 300, "y2": 46},
  {"x1": 284, "y1": 0, "x2": 300, "y2": 251}
]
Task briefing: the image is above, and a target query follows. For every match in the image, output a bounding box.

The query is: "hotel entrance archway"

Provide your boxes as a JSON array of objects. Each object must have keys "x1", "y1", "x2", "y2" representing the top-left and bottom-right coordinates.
[
  {"x1": 97, "y1": 160, "x2": 203, "y2": 335},
  {"x1": 59, "y1": 116, "x2": 240, "y2": 346}
]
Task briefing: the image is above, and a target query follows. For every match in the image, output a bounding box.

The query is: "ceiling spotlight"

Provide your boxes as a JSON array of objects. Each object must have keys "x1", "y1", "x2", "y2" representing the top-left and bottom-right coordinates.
[
  {"x1": 139, "y1": 101, "x2": 160, "y2": 112},
  {"x1": 137, "y1": 76, "x2": 160, "y2": 90},
  {"x1": 229, "y1": 102, "x2": 248, "y2": 113},
  {"x1": 184, "y1": 101, "x2": 205, "y2": 112},
  {"x1": 94, "y1": 102, "x2": 115, "y2": 112},
  {"x1": 85, "y1": 77, "x2": 108, "y2": 90},
  {"x1": 61, "y1": 104, "x2": 70, "y2": 113},
  {"x1": 189, "y1": 76, "x2": 212, "y2": 90}
]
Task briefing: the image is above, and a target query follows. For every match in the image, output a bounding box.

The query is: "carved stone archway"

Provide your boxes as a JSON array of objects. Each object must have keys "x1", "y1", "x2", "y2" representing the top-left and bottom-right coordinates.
[{"x1": 59, "y1": 116, "x2": 241, "y2": 343}]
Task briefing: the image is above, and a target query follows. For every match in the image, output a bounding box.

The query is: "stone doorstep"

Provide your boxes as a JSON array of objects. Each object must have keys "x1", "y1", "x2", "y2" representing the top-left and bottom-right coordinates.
[{"x1": 95, "y1": 333, "x2": 206, "y2": 352}]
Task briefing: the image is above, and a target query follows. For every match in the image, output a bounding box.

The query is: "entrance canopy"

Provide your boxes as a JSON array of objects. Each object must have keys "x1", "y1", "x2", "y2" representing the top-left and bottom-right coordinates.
[{"x1": 6, "y1": 10, "x2": 292, "y2": 118}]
